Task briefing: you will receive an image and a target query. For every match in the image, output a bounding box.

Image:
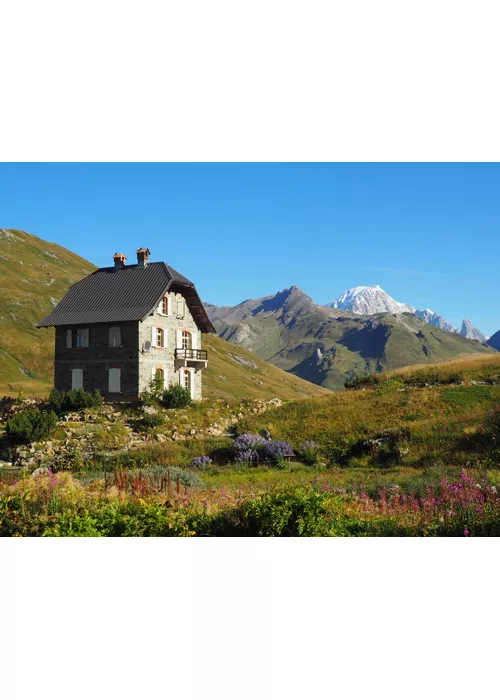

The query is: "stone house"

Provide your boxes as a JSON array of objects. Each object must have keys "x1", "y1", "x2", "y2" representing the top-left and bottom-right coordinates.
[{"x1": 37, "y1": 247, "x2": 215, "y2": 401}]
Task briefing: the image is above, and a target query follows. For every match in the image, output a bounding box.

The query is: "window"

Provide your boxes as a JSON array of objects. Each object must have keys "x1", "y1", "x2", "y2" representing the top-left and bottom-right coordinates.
[
  {"x1": 156, "y1": 327, "x2": 164, "y2": 348},
  {"x1": 108, "y1": 368, "x2": 121, "y2": 393},
  {"x1": 71, "y1": 368, "x2": 83, "y2": 390},
  {"x1": 177, "y1": 299, "x2": 184, "y2": 317},
  {"x1": 109, "y1": 327, "x2": 121, "y2": 347},
  {"x1": 162, "y1": 297, "x2": 169, "y2": 315},
  {"x1": 75, "y1": 328, "x2": 89, "y2": 348},
  {"x1": 183, "y1": 369, "x2": 190, "y2": 393},
  {"x1": 182, "y1": 330, "x2": 191, "y2": 350}
]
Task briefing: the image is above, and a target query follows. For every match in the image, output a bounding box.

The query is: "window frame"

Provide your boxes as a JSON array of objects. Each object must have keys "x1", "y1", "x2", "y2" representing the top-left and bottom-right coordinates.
[
  {"x1": 156, "y1": 327, "x2": 165, "y2": 348},
  {"x1": 75, "y1": 328, "x2": 89, "y2": 348}
]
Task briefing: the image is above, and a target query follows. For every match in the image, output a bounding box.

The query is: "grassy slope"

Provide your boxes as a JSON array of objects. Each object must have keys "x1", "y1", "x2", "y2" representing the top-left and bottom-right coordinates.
[
  {"x1": 236, "y1": 354, "x2": 500, "y2": 468},
  {"x1": 202, "y1": 334, "x2": 331, "y2": 400},
  {"x1": 0, "y1": 228, "x2": 96, "y2": 392},
  {"x1": 0, "y1": 229, "x2": 328, "y2": 400}
]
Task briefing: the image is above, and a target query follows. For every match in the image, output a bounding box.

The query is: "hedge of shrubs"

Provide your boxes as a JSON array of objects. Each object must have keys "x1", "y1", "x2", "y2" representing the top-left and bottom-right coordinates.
[{"x1": 48, "y1": 388, "x2": 102, "y2": 414}]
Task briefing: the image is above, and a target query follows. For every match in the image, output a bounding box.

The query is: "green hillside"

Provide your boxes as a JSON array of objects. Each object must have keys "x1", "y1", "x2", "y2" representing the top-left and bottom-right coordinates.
[
  {"x1": 0, "y1": 229, "x2": 328, "y2": 400},
  {"x1": 0, "y1": 228, "x2": 96, "y2": 393}
]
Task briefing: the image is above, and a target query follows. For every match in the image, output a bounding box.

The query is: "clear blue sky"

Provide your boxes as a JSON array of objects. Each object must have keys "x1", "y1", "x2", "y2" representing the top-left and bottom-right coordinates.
[{"x1": 0, "y1": 163, "x2": 498, "y2": 335}]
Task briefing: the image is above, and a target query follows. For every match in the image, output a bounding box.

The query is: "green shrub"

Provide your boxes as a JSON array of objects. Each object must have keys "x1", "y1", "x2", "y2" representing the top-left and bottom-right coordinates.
[
  {"x1": 160, "y1": 385, "x2": 191, "y2": 409},
  {"x1": 49, "y1": 388, "x2": 102, "y2": 414},
  {"x1": 136, "y1": 414, "x2": 164, "y2": 432},
  {"x1": 6, "y1": 408, "x2": 57, "y2": 444}
]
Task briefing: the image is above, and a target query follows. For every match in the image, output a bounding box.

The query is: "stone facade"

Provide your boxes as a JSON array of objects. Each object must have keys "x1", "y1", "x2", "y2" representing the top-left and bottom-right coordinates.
[{"x1": 54, "y1": 289, "x2": 206, "y2": 401}]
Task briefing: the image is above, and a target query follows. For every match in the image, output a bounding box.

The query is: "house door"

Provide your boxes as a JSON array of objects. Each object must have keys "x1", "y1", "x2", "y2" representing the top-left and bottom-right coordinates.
[
  {"x1": 72, "y1": 368, "x2": 83, "y2": 390},
  {"x1": 108, "y1": 368, "x2": 121, "y2": 393}
]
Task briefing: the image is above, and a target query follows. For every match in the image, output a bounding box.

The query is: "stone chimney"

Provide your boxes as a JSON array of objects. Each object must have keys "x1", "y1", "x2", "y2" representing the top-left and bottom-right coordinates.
[
  {"x1": 136, "y1": 247, "x2": 150, "y2": 268},
  {"x1": 113, "y1": 252, "x2": 127, "y2": 269}
]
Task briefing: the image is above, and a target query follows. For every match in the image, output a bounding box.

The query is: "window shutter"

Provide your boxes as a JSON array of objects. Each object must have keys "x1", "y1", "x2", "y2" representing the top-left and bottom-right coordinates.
[
  {"x1": 163, "y1": 366, "x2": 168, "y2": 389},
  {"x1": 71, "y1": 368, "x2": 83, "y2": 390},
  {"x1": 189, "y1": 369, "x2": 195, "y2": 399},
  {"x1": 167, "y1": 296, "x2": 172, "y2": 315},
  {"x1": 157, "y1": 299, "x2": 162, "y2": 314},
  {"x1": 66, "y1": 329, "x2": 72, "y2": 348},
  {"x1": 82, "y1": 328, "x2": 89, "y2": 348},
  {"x1": 191, "y1": 332, "x2": 198, "y2": 350},
  {"x1": 109, "y1": 368, "x2": 121, "y2": 393},
  {"x1": 164, "y1": 328, "x2": 168, "y2": 347},
  {"x1": 176, "y1": 329, "x2": 182, "y2": 349},
  {"x1": 151, "y1": 325, "x2": 157, "y2": 347}
]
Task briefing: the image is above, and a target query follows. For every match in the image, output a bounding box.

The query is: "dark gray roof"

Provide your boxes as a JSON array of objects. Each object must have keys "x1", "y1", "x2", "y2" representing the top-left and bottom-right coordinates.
[{"x1": 37, "y1": 262, "x2": 216, "y2": 333}]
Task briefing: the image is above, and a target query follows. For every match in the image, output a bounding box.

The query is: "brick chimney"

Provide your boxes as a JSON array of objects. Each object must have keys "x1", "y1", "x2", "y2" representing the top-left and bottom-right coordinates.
[
  {"x1": 113, "y1": 252, "x2": 127, "y2": 269},
  {"x1": 136, "y1": 247, "x2": 150, "y2": 268}
]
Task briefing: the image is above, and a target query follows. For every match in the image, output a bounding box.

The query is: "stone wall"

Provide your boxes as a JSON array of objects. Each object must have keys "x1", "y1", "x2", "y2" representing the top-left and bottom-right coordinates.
[
  {"x1": 54, "y1": 322, "x2": 140, "y2": 400},
  {"x1": 138, "y1": 289, "x2": 204, "y2": 399}
]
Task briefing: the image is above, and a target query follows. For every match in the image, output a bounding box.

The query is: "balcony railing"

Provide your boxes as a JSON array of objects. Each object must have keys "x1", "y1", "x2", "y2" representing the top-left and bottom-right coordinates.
[{"x1": 175, "y1": 347, "x2": 208, "y2": 361}]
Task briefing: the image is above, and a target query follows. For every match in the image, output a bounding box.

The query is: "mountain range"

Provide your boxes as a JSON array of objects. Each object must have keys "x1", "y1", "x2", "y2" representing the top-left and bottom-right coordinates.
[
  {"x1": 207, "y1": 286, "x2": 496, "y2": 389},
  {"x1": 327, "y1": 284, "x2": 486, "y2": 339}
]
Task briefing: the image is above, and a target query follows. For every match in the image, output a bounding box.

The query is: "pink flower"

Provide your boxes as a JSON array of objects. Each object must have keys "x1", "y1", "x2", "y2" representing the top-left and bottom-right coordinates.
[{"x1": 464, "y1": 527, "x2": 470, "y2": 536}]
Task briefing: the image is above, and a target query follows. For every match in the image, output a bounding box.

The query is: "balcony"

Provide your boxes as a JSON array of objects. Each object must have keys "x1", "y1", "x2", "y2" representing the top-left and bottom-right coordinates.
[{"x1": 175, "y1": 347, "x2": 208, "y2": 364}]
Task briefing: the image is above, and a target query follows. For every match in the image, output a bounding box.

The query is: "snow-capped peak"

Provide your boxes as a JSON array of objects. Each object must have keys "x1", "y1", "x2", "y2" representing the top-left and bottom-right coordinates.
[
  {"x1": 327, "y1": 285, "x2": 414, "y2": 316},
  {"x1": 460, "y1": 319, "x2": 488, "y2": 343}
]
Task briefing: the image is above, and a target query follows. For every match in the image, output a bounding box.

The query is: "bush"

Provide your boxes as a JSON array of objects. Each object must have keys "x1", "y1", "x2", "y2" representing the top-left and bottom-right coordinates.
[
  {"x1": 160, "y1": 385, "x2": 191, "y2": 409},
  {"x1": 136, "y1": 414, "x2": 164, "y2": 432},
  {"x1": 298, "y1": 440, "x2": 320, "y2": 465},
  {"x1": 232, "y1": 433, "x2": 267, "y2": 464},
  {"x1": 262, "y1": 440, "x2": 294, "y2": 464},
  {"x1": 189, "y1": 456, "x2": 213, "y2": 469},
  {"x1": 6, "y1": 408, "x2": 57, "y2": 444},
  {"x1": 49, "y1": 388, "x2": 102, "y2": 414}
]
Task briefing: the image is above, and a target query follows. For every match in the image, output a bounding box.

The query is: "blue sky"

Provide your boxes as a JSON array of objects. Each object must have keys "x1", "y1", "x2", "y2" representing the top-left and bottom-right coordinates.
[{"x1": 0, "y1": 163, "x2": 498, "y2": 335}]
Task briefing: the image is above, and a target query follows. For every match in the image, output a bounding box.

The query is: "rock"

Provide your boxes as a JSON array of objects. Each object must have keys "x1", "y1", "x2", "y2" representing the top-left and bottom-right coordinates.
[
  {"x1": 260, "y1": 429, "x2": 271, "y2": 440},
  {"x1": 143, "y1": 405, "x2": 158, "y2": 415},
  {"x1": 32, "y1": 466, "x2": 52, "y2": 478},
  {"x1": 155, "y1": 433, "x2": 167, "y2": 442},
  {"x1": 205, "y1": 426, "x2": 223, "y2": 436},
  {"x1": 189, "y1": 428, "x2": 196, "y2": 436},
  {"x1": 267, "y1": 398, "x2": 282, "y2": 407}
]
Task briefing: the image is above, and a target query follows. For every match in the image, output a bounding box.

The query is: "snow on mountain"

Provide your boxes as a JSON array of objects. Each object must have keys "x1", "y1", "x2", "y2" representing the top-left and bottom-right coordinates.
[
  {"x1": 414, "y1": 309, "x2": 458, "y2": 333},
  {"x1": 460, "y1": 319, "x2": 488, "y2": 343},
  {"x1": 327, "y1": 285, "x2": 414, "y2": 316}
]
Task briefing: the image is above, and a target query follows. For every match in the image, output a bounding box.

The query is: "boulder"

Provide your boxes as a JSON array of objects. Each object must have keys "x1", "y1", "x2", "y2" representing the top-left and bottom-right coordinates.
[{"x1": 32, "y1": 466, "x2": 52, "y2": 478}]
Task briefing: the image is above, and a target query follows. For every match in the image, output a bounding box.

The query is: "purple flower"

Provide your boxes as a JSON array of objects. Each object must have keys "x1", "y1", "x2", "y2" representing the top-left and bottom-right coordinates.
[
  {"x1": 262, "y1": 440, "x2": 294, "y2": 462},
  {"x1": 189, "y1": 456, "x2": 213, "y2": 469}
]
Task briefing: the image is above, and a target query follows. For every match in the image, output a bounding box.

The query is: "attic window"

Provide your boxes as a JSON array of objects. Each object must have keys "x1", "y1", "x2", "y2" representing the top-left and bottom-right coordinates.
[{"x1": 162, "y1": 297, "x2": 169, "y2": 315}]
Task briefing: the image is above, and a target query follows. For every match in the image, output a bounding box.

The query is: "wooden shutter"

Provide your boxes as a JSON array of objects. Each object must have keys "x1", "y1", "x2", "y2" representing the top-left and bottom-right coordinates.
[
  {"x1": 176, "y1": 329, "x2": 182, "y2": 349},
  {"x1": 189, "y1": 368, "x2": 195, "y2": 399},
  {"x1": 82, "y1": 329, "x2": 89, "y2": 348},
  {"x1": 151, "y1": 325, "x2": 157, "y2": 347},
  {"x1": 167, "y1": 296, "x2": 172, "y2": 315},
  {"x1": 109, "y1": 368, "x2": 121, "y2": 393},
  {"x1": 71, "y1": 368, "x2": 83, "y2": 390},
  {"x1": 164, "y1": 328, "x2": 168, "y2": 347},
  {"x1": 191, "y1": 331, "x2": 198, "y2": 350},
  {"x1": 66, "y1": 329, "x2": 72, "y2": 348}
]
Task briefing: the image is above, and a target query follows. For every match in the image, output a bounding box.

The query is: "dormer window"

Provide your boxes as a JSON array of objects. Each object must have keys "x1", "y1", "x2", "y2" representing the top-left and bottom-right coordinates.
[{"x1": 162, "y1": 296, "x2": 169, "y2": 315}]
